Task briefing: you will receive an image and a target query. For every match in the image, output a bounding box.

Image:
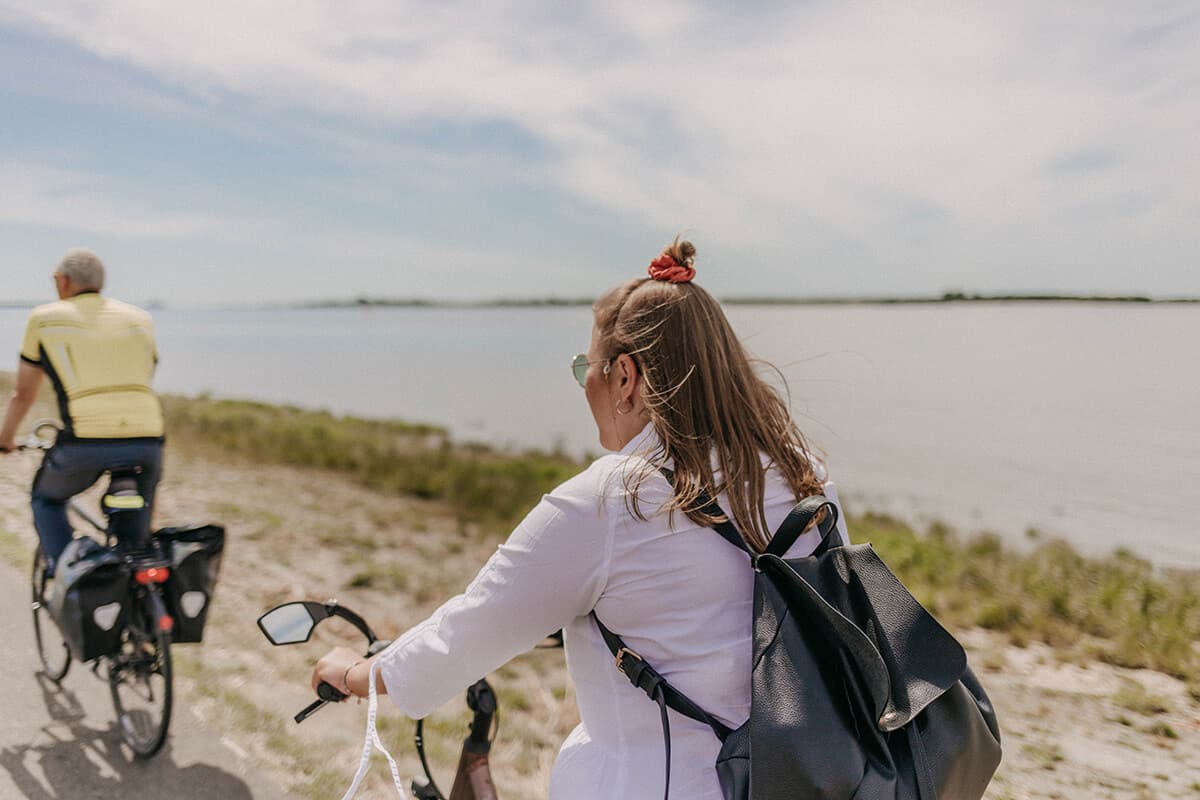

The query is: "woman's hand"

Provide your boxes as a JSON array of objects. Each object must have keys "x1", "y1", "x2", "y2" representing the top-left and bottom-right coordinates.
[{"x1": 312, "y1": 646, "x2": 366, "y2": 698}]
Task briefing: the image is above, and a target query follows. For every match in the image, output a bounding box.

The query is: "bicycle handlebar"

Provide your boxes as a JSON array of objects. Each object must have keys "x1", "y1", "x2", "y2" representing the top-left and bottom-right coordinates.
[{"x1": 4, "y1": 419, "x2": 61, "y2": 452}]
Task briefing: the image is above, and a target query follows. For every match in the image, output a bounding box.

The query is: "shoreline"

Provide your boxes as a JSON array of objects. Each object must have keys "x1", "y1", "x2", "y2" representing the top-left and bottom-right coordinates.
[{"x1": 4, "y1": 294, "x2": 1199, "y2": 311}]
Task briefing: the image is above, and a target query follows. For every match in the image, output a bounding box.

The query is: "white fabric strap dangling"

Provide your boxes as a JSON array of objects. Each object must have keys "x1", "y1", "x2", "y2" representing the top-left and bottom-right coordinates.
[{"x1": 340, "y1": 660, "x2": 409, "y2": 800}]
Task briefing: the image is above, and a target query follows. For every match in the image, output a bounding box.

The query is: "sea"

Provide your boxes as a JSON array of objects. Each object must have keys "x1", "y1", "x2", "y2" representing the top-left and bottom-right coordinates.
[{"x1": 2, "y1": 302, "x2": 1197, "y2": 567}]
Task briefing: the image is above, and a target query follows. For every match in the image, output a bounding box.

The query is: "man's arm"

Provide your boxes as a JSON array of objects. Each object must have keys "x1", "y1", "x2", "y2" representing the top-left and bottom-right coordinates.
[{"x1": 0, "y1": 360, "x2": 45, "y2": 451}]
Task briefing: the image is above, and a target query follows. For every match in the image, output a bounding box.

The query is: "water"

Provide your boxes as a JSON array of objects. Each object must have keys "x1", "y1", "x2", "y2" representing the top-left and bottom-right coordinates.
[{"x1": 3, "y1": 303, "x2": 1196, "y2": 567}]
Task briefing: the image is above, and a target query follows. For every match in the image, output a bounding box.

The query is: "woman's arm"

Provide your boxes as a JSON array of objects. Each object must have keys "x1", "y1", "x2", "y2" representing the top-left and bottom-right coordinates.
[
  {"x1": 312, "y1": 465, "x2": 614, "y2": 715},
  {"x1": 313, "y1": 646, "x2": 388, "y2": 697}
]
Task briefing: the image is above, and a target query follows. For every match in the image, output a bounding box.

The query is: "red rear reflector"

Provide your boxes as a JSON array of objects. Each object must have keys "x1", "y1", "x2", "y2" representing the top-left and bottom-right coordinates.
[
  {"x1": 158, "y1": 614, "x2": 175, "y2": 633},
  {"x1": 135, "y1": 567, "x2": 171, "y2": 584}
]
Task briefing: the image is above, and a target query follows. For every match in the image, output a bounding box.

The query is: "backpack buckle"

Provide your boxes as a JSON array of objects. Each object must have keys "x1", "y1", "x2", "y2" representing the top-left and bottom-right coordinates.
[{"x1": 615, "y1": 646, "x2": 643, "y2": 674}]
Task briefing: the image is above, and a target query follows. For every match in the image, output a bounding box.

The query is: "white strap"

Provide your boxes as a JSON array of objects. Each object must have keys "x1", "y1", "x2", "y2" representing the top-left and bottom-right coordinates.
[{"x1": 340, "y1": 660, "x2": 409, "y2": 800}]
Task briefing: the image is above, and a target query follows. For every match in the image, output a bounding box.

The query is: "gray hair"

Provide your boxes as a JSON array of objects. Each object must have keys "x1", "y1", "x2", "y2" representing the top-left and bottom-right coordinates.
[{"x1": 56, "y1": 249, "x2": 106, "y2": 291}]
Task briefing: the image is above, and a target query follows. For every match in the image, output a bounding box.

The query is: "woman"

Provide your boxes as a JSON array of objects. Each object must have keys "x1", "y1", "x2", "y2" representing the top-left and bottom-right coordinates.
[{"x1": 313, "y1": 239, "x2": 849, "y2": 799}]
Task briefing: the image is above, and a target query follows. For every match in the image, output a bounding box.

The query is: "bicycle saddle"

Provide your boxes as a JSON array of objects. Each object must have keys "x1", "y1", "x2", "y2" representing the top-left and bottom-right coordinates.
[{"x1": 103, "y1": 467, "x2": 145, "y2": 512}]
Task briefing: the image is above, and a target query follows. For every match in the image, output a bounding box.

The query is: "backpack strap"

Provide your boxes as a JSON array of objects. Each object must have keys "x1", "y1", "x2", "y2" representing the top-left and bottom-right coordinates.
[
  {"x1": 591, "y1": 611, "x2": 732, "y2": 800},
  {"x1": 591, "y1": 613, "x2": 734, "y2": 741},
  {"x1": 660, "y1": 467, "x2": 841, "y2": 559},
  {"x1": 764, "y1": 495, "x2": 841, "y2": 558},
  {"x1": 659, "y1": 468, "x2": 752, "y2": 555}
]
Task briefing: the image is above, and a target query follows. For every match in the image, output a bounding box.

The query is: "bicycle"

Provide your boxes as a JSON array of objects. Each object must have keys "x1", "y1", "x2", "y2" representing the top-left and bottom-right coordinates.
[
  {"x1": 22, "y1": 421, "x2": 177, "y2": 759},
  {"x1": 258, "y1": 599, "x2": 507, "y2": 800}
]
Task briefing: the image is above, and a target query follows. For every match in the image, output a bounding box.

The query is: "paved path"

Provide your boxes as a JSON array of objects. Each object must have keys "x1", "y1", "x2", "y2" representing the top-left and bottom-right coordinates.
[{"x1": 0, "y1": 559, "x2": 293, "y2": 800}]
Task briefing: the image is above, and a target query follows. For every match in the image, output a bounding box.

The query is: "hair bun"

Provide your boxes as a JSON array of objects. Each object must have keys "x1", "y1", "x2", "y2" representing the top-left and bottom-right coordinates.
[{"x1": 647, "y1": 237, "x2": 697, "y2": 283}]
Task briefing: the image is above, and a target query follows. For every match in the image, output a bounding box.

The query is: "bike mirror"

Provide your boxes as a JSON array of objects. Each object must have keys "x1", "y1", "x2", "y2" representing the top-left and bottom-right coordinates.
[{"x1": 257, "y1": 601, "x2": 328, "y2": 645}]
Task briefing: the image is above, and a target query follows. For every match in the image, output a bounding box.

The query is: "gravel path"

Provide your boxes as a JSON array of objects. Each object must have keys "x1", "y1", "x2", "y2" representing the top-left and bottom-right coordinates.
[
  {"x1": 0, "y1": 559, "x2": 293, "y2": 800},
  {"x1": 0, "y1": 454, "x2": 292, "y2": 800}
]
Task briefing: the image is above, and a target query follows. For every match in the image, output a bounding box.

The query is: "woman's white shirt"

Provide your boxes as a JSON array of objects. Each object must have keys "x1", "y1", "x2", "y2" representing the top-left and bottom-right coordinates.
[{"x1": 376, "y1": 424, "x2": 848, "y2": 799}]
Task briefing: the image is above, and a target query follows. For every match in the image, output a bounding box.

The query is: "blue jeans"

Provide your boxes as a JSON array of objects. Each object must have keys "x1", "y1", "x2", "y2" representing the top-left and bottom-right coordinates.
[{"x1": 32, "y1": 439, "x2": 164, "y2": 574}]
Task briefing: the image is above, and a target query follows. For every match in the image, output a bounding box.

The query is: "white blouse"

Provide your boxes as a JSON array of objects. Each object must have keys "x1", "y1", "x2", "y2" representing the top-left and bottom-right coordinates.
[{"x1": 376, "y1": 424, "x2": 849, "y2": 799}]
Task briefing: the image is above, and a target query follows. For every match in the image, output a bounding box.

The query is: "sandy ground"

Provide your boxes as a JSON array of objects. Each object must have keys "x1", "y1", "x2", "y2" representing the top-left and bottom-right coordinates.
[{"x1": 2, "y1": 445, "x2": 1198, "y2": 799}]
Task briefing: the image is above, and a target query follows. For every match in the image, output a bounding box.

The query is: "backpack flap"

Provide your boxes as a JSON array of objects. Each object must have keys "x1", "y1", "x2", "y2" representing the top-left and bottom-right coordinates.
[
  {"x1": 749, "y1": 563, "x2": 872, "y2": 799},
  {"x1": 759, "y1": 543, "x2": 968, "y2": 731},
  {"x1": 753, "y1": 543, "x2": 1000, "y2": 800}
]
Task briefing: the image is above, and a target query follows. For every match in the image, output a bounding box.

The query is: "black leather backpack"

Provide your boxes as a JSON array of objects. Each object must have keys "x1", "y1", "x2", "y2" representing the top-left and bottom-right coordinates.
[{"x1": 595, "y1": 487, "x2": 1002, "y2": 799}]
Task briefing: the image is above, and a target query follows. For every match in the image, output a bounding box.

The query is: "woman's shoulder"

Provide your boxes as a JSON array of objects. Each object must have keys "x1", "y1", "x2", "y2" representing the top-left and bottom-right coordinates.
[
  {"x1": 540, "y1": 447, "x2": 663, "y2": 521},
  {"x1": 549, "y1": 450, "x2": 642, "y2": 497}
]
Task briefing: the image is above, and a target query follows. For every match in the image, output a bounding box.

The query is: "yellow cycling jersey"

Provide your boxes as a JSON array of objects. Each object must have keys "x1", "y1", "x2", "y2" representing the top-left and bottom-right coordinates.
[{"x1": 20, "y1": 293, "x2": 164, "y2": 439}]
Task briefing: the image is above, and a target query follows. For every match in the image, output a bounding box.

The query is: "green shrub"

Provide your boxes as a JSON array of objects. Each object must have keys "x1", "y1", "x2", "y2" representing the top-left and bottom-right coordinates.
[
  {"x1": 855, "y1": 513, "x2": 1200, "y2": 679},
  {"x1": 160, "y1": 394, "x2": 582, "y2": 532}
]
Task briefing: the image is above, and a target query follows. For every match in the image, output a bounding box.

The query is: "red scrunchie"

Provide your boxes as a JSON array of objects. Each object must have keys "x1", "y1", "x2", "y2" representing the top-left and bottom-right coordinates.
[{"x1": 647, "y1": 253, "x2": 696, "y2": 283}]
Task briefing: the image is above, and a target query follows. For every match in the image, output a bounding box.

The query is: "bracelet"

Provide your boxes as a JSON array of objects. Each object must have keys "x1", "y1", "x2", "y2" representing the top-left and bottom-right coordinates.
[{"x1": 341, "y1": 660, "x2": 365, "y2": 696}]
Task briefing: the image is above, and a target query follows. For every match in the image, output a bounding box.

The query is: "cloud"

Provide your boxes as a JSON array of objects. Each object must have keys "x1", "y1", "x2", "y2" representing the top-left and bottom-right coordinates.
[
  {"x1": 0, "y1": 161, "x2": 253, "y2": 240},
  {"x1": 2, "y1": 1, "x2": 1197, "y2": 293}
]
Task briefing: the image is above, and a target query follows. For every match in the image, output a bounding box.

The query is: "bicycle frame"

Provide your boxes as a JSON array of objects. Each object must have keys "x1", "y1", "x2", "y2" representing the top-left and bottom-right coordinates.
[{"x1": 413, "y1": 679, "x2": 498, "y2": 800}]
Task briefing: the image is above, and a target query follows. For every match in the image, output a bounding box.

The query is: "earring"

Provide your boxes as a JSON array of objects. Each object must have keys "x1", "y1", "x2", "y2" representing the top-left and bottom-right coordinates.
[{"x1": 615, "y1": 399, "x2": 632, "y2": 416}]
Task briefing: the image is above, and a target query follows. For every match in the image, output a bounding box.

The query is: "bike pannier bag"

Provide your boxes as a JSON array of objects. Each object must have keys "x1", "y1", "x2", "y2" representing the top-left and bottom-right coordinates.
[
  {"x1": 48, "y1": 536, "x2": 131, "y2": 662},
  {"x1": 155, "y1": 524, "x2": 225, "y2": 643}
]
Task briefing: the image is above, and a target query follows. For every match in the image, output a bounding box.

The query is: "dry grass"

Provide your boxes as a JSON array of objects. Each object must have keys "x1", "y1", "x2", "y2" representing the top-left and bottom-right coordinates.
[{"x1": 858, "y1": 514, "x2": 1200, "y2": 680}]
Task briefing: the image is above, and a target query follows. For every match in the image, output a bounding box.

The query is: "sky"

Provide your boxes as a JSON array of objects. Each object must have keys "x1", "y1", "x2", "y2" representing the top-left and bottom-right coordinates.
[{"x1": 0, "y1": 1, "x2": 1197, "y2": 306}]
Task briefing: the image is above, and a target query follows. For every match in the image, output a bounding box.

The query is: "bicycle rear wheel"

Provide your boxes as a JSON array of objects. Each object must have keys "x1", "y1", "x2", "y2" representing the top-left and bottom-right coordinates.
[
  {"x1": 31, "y1": 545, "x2": 71, "y2": 682},
  {"x1": 109, "y1": 590, "x2": 173, "y2": 758}
]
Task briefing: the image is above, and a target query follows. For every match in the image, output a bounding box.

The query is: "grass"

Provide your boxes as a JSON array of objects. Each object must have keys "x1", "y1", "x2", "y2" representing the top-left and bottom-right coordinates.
[
  {"x1": 1145, "y1": 722, "x2": 1179, "y2": 740},
  {"x1": 1022, "y1": 741, "x2": 1065, "y2": 770},
  {"x1": 1113, "y1": 679, "x2": 1171, "y2": 715},
  {"x1": 345, "y1": 563, "x2": 410, "y2": 591},
  {"x1": 857, "y1": 513, "x2": 1200, "y2": 680},
  {"x1": 159, "y1": 393, "x2": 583, "y2": 532},
  {"x1": 0, "y1": 525, "x2": 29, "y2": 568}
]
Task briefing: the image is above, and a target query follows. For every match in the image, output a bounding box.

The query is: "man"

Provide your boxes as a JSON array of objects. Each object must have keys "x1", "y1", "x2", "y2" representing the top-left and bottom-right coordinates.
[{"x1": 0, "y1": 249, "x2": 164, "y2": 574}]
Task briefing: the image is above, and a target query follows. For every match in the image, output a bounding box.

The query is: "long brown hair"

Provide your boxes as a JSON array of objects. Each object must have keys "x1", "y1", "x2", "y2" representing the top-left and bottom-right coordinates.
[{"x1": 593, "y1": 238, "x2": 824, "y2": 552}]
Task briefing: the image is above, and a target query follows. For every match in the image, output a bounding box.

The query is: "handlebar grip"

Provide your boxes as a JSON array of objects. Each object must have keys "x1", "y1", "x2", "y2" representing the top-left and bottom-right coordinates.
[
  {"x1": 317, "y1": 680, "x2": 347, "y2": 702},
  {"x1": 294, "y1": 681, "x2": 347, "y2": 724},
  {"x1": 367, "y1": 638, "x2": 392, "y2": 656}
]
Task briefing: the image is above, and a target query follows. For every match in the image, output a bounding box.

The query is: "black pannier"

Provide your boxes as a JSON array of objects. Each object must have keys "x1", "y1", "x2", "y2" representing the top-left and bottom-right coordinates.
[
  {"x1": 154, "y1": 524, "x2": 225, "y2": 643},
  {"x1": 48, "y1": 537, "x2": 131, "y2": 662}
]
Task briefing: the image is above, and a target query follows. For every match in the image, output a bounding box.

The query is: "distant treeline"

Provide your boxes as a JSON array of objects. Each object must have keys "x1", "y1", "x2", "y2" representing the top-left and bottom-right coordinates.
[
  {"x1": 4, "y1": 294, "x2": 1196, "y2": 311},
  {"x1": 296, "y1": 292, "x2": 1199, "y2": 309},
  {"x1": 295, "y1": 296, "x2": 594, "y2": 309}
]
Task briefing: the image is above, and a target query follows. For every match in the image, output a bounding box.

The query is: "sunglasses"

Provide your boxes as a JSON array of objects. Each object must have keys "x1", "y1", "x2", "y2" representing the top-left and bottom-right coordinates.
[{"x1": 571, "y1": 353, "x2": 610, "y2": 387}]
